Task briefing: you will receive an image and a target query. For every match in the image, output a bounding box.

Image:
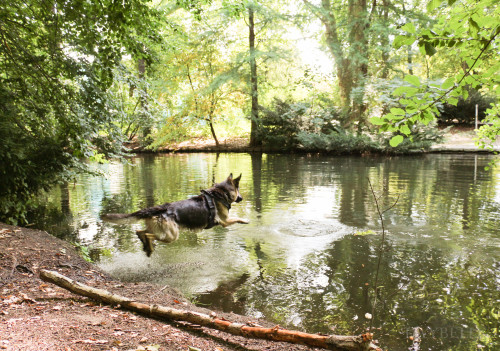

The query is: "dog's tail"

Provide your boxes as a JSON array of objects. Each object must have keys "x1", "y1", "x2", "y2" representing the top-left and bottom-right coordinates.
[{"x1": 100, "y1": 213, "x2": 140, "y2": 225}]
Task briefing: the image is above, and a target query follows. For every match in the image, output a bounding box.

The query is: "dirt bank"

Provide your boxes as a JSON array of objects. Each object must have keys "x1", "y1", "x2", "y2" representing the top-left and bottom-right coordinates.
[
  {"x1": 0, "y1": 223, "x2": 324, "y2": 351},
  {"x1": 125, "y1": 127, "x2": 500, "y2": 154}
]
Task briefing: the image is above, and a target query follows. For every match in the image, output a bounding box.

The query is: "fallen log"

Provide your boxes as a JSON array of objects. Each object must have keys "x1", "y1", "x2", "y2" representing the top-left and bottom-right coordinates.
[{"x1": 40, "y1": 269, "x2": 380, "y2": 351}]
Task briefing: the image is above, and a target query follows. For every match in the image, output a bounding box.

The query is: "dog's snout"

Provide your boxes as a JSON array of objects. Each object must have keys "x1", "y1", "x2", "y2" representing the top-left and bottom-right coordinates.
[{"x1": 235, "y1": 195, "x2": 243, "y2": 203}]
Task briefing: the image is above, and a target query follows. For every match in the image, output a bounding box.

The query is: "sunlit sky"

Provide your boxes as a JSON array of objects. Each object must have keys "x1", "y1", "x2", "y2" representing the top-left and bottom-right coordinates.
[
  {"x1": 297, "y1": 37, "x2": 333, "y2": 75},
  {"x1": 289, "y1": 20, "x2": 334, "y2": 75}
]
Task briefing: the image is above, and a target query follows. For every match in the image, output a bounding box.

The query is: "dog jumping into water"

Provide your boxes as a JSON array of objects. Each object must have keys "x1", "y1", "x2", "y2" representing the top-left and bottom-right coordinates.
[{"x1": 101, "y1": 173, "x2": 249, "y2": 256}]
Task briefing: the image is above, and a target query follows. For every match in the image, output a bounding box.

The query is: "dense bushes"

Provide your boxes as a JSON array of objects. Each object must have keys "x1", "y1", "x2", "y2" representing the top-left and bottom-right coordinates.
[
  {"x1": 296, "y1": 130, "x2": 381, "y2": 153},
  {"x1": 437, "y1": 89, "x2": 496, "y2": 125},
  {"x1": 258, "y1": 99, "x2": 445, "y2": 154},
  {"x1": 258, "y1": 100, "x2": 310, "y2": 149}
]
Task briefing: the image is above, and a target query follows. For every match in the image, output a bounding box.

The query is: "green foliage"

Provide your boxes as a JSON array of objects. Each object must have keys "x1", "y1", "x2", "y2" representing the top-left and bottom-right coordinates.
[
  {"x1": 476, "y1": 104, "x2": 500, "y2": 152},
  {"x1": 259, "y1": 99, "x2": 311, "y2": 149},
  {"x1": 259, "y1": 99, "x2": 342, "y2": 149},
  {"x1": 259, "y1": 98, "x2": 444, "y2": 154},
  {"x1": 297, "y1": 130, "x2": 381, "y2": 154},
  {"x1": 108, "y1": 65, "x2": 167, "y2": 144},
  {"x1": 369, "y1": 77, "x2": 447, "y2": 147},
  {"x1": 71, "y1": 242, "x2": 93, "y2": 263},
  {"x1": 0, "y1": 0, "x2": 161, "y2": 223},
  {"x1": 379, "y1": 123, "x2": 448, "y2": 152},
  {"x1": 378, "y1": 0, "x2": 500, "y2": 146},
  {"x1": 297, "y1": 124, "x2": 445, "y2": 154}
]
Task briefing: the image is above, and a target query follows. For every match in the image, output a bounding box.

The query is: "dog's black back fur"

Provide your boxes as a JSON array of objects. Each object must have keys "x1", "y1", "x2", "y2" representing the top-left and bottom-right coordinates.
[{"x1": 132, "y1": 196, "x2": 208, "y2": 229}]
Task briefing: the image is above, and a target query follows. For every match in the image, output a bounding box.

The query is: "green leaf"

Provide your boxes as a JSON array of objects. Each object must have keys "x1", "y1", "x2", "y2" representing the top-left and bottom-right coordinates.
[
  {"x1": 427, "y1": 0, "x2": 442, "y2": 12},
  {"x1": 390, "y1": 135, "x2": 404, "y2": 147},
  {"x1": 418, "y1": 44, "x2": 427, "y2": 56},
  {"x1": 448, "y1": 97, "x2": 459, "y2": 106},
  {"x1": 390, "y1": 108, "x2": 406, "y2": 116},
  {"x1": 401, "y1": 22, "x2": 416, "y2": 34},
  {"x1": 400, "y1": 125, "x2": 411, "y2": 135},
  {"x1": 424, "y1": 42, "x2": 437, "y2": 56},
  {"x1": 384, "y1": 113, "x2": 395, "y2": 121},
  {"x1": 421, "y1": 111, "x2": 435, "y2": 125},
  {"x1": 394, "y1": 86, "x2": 412, "y2": 96},
  {"x1": 442, "y1": 77, "x2": 455, "y2": 90},
  {"x1": 462, "y1": 89, "x2": 469, "y2": 100},
  {"x1": 404, "y1": 75, "x2": 421, "y2": 87},
  {"x1": 469, "y1": 18, "x2": 480, "y2": 31},
  {"x1": 393, "y1": 35, "x2": 415, "y2": 49},
  {"x1": 464, "y1": 75, "x2": 475, "y2": 85},
  {"x1": 420, "y1": 29, "x2": 435, "y2": 40},
  {"x1": 405, "y1": 87, "x2": 419, "y2": 97},
  {"x1": 370, "y1": 117, "x2": 385, "y2": 126}
]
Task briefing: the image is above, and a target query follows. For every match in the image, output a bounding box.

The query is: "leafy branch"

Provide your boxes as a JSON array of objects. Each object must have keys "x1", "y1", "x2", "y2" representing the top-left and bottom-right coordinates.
[
  {"x1": 371, "y1": 0, "x2": 499, "y2": 147},
  {"x1": 412, "y1": 25, "x2": 499, "y2": 115}
]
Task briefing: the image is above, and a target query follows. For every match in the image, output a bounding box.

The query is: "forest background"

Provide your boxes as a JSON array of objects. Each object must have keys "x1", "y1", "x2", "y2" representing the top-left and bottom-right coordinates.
[{"x1": 0, "y1": 0, "x2": 499, "y2": 224}]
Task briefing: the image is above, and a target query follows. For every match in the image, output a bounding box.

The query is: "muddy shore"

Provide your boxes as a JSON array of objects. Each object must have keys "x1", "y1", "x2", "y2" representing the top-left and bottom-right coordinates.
[{"x1": 0, "y1": 223, "x2": 326, "y2": 351}]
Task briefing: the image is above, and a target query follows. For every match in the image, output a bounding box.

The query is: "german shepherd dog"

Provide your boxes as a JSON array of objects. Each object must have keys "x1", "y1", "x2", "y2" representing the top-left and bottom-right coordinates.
[{"x1": 101, "y1": 173, "x2": 249, "y2": 256}]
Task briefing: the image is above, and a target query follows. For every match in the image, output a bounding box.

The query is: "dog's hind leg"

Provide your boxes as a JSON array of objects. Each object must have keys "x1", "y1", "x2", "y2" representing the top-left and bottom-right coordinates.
[{"x1": 137, "y1": 230, "x2": 155, "y2": 257}]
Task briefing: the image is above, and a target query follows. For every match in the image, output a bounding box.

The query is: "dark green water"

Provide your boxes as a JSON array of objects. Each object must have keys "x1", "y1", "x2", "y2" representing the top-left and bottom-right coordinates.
[{"x1": 30, "y1": 153, "x2": 500, "y2": 350}]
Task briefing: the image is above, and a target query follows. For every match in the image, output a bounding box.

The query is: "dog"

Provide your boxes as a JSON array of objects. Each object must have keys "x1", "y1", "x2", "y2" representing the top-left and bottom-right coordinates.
[{"x1": 101, "y1": 173, "x2": 249, "y2": 256}]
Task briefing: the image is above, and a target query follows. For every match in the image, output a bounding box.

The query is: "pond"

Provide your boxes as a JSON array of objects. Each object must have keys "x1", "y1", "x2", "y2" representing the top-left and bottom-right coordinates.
[{"x1": 29, "y1": 153, "x2": 500, "y2": 350}]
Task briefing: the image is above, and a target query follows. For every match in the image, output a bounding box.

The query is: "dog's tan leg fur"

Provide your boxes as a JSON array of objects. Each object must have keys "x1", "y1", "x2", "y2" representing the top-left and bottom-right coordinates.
[
  {"x1": 219, "y1": 217, "x2": 250, "y2": 227},
  {"x1": 215, "y1": 202, "x2": 249, "y2": 227}
]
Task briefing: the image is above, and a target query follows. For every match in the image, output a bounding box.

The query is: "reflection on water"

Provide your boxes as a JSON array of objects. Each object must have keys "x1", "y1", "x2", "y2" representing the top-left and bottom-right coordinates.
[{"x1": 29, "y1": 153, "x2": 500, "y2": 350}]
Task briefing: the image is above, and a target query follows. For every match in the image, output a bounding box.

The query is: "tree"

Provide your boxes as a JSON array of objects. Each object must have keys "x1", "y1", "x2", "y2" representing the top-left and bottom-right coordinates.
[
  {"x1": 371, "y1": 0, "x2": 499, "y2": 147},
  {"x1": 304, "y1": 0, "x2": 372, "y2": 131},
  {"x1": 0, "y1": 0, "x2": 161, "y2": 223},
  {"x1": 148, "y1": 5, "x2": 248, "y2": 148},
  {"x1": 248, "y1": 2, "x2": 261, "y2": 146}
]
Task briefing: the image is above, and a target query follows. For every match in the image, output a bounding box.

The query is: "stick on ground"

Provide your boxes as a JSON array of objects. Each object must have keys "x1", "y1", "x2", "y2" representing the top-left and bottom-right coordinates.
[{"x1": 40, "y1": 269, "x2": 380, "y2": 351}]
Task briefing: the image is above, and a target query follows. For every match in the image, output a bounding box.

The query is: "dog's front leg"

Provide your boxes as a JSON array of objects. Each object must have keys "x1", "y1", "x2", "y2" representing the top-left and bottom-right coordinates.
[{"x1": 219, "y1": 217, "x2": 250, "y2": 227}]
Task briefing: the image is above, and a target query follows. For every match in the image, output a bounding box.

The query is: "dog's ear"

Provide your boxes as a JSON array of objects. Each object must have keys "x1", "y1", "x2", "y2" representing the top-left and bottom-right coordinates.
[
  {"x1": 227, "y1": 173, "x2": 233, "y2": 181},
  {"x1": 234, "y1": 173, "x2": 242, "y2": 186}
]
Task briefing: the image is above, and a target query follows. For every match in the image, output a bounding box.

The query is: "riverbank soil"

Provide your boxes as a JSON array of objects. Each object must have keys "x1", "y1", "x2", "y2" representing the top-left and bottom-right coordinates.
[
  {"x1": 431, "y1": 125, "x2": 500, "y2": 151},
  {"x1": 0, "y1": 223, "x2": 321, "y2": 351},
  {"x1": 126, "y1": 126, "x2": 500, "y2": 153}
]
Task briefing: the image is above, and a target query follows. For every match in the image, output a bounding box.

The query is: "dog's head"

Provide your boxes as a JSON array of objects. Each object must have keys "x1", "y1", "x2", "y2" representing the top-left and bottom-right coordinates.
[{"x1": 217, "y1": 173, "x2": 243, "y2": 203}]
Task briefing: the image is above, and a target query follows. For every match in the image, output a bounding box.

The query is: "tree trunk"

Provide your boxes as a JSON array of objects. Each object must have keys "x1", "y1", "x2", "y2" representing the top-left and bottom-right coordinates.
[
  {"x1": 208, "y1": 117, "x2": 220, "y2": 147},
  {"x1": 380, "y1": 0, "x2": 390, "y2": 79},
  {"x1": 138, "y1": 58, "x2": 151, "y2": 144},
  {"x1": 316, "y1": 0, "x2": 369, "y2": 131},
  {"x1": 348, "y1": 0, "x2": 369, "y2": 132},
  {"x1": 248, "y1": 5, "x2": 260, "y2": 147},
  {"x1": 319, "y1": 0, "x2": 351, "y2": 115},
  {"x1": 401, "y1": 3, "x2": 414, "y2": 76},
  {"x1": 40, "y1": 270, "x2": 380, "y2": 351}
]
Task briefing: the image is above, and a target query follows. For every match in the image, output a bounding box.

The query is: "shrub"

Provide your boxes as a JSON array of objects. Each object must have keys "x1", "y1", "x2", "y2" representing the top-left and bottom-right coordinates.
[
  {"x1": 258, "y1": 98, "x2": 445, "y2": 154},
  {"x1": 376, "y1": 123, "x2": 449, "y2": 153},
  {"x1": 259, "y1": 99, "x2": 342, "y2": 149},
  {"x1": 258, "y1": 99, "x2": 309, "y2": 149},
  {"x1": 437, "y1": 88, "x2": 496, "y2": 125},
  {"x1": 297, "y1": 129, "x2": 381, "y2": 154}
]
